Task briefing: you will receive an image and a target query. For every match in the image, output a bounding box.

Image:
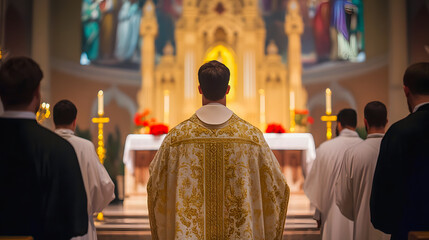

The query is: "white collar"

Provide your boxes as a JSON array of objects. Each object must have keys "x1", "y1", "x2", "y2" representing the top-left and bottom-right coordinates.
[
  {"x1": 195, "y1": 103, "x2": 233, "y2": 125},
  {"x1": 339, "y1": 128, "x2": 359, "y2": 138},
  {"x1": 366, "y1": 133, "x2": 384, "y2": 139},
  {"x1": 0, "y1": 110, "x2": 36, "y2": 120},
  {"x1": 54, "y1": 128, "x2": 75, "y2": 136},
  {"x1": 413, "y1": 102, "x2": 429, "y2": 113}
]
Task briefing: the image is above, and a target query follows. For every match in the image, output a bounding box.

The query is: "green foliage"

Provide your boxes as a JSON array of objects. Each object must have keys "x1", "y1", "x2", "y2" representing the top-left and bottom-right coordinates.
[
  {"x1": 104, "y1": 126, "x2": 123, "y2": 179},
  {"x1": 356, "y1": 126, "x2": 367, "y2": 140},
  {"x1": 75, "y1": 125, "x2": 92, "y2": 141}
]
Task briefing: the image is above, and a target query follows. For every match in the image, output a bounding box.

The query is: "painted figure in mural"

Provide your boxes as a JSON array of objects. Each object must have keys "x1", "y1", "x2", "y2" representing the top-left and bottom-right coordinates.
[
  {"x1": 99, "y1": 0, "x2": 118, "y2": 59},
  {"x1": 114, "y1": 0, "x2": 141, "y2": 62},
  {"x1": 82, "y1": 0, "x2": 102, "y2": 61},
  {"x1": 330, "y1": 0, "x2": 364, "y2": 61},
  {"x1": 313, "y1": 0, "x2": 331, "y2": 61}
]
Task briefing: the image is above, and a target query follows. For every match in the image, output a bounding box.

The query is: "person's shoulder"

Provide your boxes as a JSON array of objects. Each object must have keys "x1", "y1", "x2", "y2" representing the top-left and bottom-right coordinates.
[
  {"x1": 317, "y1": 137, "x2": 338, "y2": 150},
  {"x1": 343, "y1": 140, "x2": 368, "y2": 159},
  {"x1": 384, "y1": 114, "x2": 418, "y2": 139},
  {"x1": 33, "y1": 125, "x2": 77, "y2": 158},
  {"x1": 161, "y1": 116, "x2": 203, "y2": 144},
  {"x1": 230, "y1": 114, "x2": 266, "y2": 145},
  {"x1": 69, "y1": 134, "x2": 94, "y2": 146}
]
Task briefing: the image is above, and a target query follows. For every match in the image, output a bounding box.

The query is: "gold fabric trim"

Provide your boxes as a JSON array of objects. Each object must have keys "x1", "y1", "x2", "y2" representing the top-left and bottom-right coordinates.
[
  {"x1": 147, "y1": 177, "x2": 159, "y2": 240},
  {"x1": 277, "y1": 184, "x2": 290, "y2": 239},
  {"x1": 171, "y1": 138, "x2": 261, "y2": 147},
  {"x1": 205, "y1": 142, "x2": 224, "y2": 239}
]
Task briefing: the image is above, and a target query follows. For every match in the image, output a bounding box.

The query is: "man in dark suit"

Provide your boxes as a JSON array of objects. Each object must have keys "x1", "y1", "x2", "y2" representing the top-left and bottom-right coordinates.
[
  {"x1": 0, "y1": 57, "x2": 88, "y2": 239},
  {"x1": 371, "y1": 62, "x2": 429, "y2": 240}
]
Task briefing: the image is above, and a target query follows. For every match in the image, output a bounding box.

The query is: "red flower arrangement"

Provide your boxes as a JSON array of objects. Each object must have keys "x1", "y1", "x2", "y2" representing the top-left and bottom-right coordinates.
[
  {"x1": 149, "y1": 124, "x2": 169, "y2": 135},
  {"x1": 134, "y1": 109, "x2": 151, "y2": 127},
  {"x1": 266, "y1": 123, "x2": 287, "y2": 133},
  {"x1": 134, "y1": 109, "x2": 169, "y2": 135},
  {"x1": 294, "y1": 109, "x2": 309, "y2": 115}
]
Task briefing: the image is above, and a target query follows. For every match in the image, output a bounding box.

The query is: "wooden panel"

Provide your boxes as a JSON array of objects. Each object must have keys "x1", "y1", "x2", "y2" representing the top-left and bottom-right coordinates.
[
  {"x1": 409, "y1": 232, "x2": 429, "y2": 240},
  {"x1": 134, "y1": 150, "x2": 157, "y2": 187},
  {"x1": 272, "y1": 150, "x2": 304, "y2": 193}
]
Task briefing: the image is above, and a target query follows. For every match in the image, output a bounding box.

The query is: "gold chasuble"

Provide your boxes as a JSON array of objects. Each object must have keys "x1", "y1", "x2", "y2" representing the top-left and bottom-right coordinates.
[{"x1": 148, "y1": 113, "x2": 290, "y2": 240}]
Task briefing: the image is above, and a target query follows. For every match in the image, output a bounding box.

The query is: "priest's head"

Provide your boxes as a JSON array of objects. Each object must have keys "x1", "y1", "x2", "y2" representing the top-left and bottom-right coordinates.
[
  {"x1": 403, "y1": 62, "x2": 429, "y2": 113},
  {"x1": 364, "y1": 101, "x2": 387, "y2": 134},
  {"x1": 198, "y1": 60, "x2": 230, "y2": 105},
  {"x1": 0, "y1": 57, "x2": 43, "y2": 113},
  {"x1": 53, "y1": 100, "x2": 78, "y2": 131},
  {"x1": 335, "y1": 108, "x2": 357, "y2": 136}
]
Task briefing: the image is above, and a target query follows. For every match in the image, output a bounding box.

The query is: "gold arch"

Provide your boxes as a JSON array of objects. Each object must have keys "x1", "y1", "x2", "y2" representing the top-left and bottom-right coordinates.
[{"x1": 203, "y1": 44, "x2": 237, "y2": 102}]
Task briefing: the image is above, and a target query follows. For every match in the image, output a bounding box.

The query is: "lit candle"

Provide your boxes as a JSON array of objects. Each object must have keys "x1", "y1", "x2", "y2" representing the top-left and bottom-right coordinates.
[
  {"x1": 290, "y1": 91, "x2": 295, "y2": 110},
  {"x1": 326, "y1": 88, "x2": 332, "y2": 115},
  {"x1": 98, "y1": 90, "x2": 104, "y2": 116},
  {"x1": 164, "y1": 90, "x2": 170, "y2": 125}
]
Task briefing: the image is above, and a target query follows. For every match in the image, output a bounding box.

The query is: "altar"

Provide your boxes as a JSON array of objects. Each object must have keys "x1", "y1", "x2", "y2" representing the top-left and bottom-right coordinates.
[{"x1": 122, "y1": 133, "x2": 316, "y2": 207}]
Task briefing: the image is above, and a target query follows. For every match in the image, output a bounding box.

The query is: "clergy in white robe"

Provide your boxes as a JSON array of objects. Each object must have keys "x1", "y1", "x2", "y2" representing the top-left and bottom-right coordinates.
[
  {"x1": 53, "y1": 100, "x2": 115, "y2": 240},
  {"x1": 335, "y1": 101, "x2": 390, "y2": 240},
  {"x1": 148, "y1": 61, "x2": 290, "y2": 240},
  {"x1": 304, "y1": 108, "x2": 362, "y2": 240}
]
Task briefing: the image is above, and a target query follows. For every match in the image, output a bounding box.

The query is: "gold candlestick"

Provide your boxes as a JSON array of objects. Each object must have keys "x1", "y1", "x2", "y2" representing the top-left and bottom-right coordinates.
[
  {"x1": 321, "y1": 88, "x2": 336, "y2": 140},
  {"x1": 290, "y1": 91, "x2": 295, "y2": 132},
  {"x1": 92, "y1": 115, "x2": 109, "y2": 164},
  {"x1": 92, "y1": 90, "x2": 109, "y2": 221}
]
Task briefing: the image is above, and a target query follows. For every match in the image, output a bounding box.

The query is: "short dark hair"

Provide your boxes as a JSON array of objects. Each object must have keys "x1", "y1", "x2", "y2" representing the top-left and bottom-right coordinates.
[
  {"x1": 0, "y1": 57, "x2": 43, "y2": 107},
  {"x1": 337, "y1": 108, "x2": 357, "y2": 128},
  {"x1": 403, "y1": 62, "x2": 429, "y2": 95},
  {"x1": 53, "y1": 100, "x2": 77, "y2": 126},
  {"x1": 198, "y1": 60, "x2": 230, "y2": 101},
  {"x1": 364, "y1": 101, "x2": 387, "y2": 128}
]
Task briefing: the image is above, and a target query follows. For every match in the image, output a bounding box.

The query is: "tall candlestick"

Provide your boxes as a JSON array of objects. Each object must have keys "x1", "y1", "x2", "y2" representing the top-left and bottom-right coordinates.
[
  {"x1": 98, "y1": 90, "x2": 104, "y2": 116},
  {"x1": 259, "y1": 89, "x2": 266, "y2": 130},
  {"x1": 164, "y1": 90, "x2": 170, "y2": 125},
  {"x1": 325, "y1": 88, "x2": 332, "y2": 115},
  {"x1": 290, "y1": 91, "x2": 295, "y2": 110}
]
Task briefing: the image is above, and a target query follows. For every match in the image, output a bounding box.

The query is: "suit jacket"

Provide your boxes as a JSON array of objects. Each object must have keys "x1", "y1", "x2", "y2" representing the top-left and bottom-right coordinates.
[
  {"x1": 0, "y1": 118, "x2": 88, "y2": 240},
  {"x1": 371, "y1": 103, "x2": 429, "y2": 240}
]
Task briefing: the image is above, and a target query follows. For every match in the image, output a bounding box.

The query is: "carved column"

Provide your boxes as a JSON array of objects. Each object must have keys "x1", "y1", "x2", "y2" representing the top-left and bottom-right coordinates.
[
  {"x1": 285, "y1": 0, "x2": 306, "y2": 110},
  {"x1": 138, "y1": 0, "x2": 158, "y2": 112}
]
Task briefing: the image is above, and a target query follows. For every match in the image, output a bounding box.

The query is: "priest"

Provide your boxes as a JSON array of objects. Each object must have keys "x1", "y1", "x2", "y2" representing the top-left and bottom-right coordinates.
[
  {"x1": 147, "y1": 60, "x2": 290, "y2": 240},
  {"x1": 371, "y1": 62, "x2": 429, "y2": 239},
  {"x1": 53, "y1": 99, "x2": 115, "y2": 240},
  {"x1": 0, "y1": 57, "x2": 88, "y2": 239},
  {"x1": 304, "y1": 108, "x2": 362, "y2": 240},
  {"x1": 335, "y1": 101, "x2": 390, "y2": 240}
]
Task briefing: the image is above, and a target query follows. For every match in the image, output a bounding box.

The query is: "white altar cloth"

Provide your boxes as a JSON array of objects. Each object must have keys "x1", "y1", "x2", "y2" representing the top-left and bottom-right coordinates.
[{"x1": 123, "y1": 133, "x2": 316, "y2": 174}]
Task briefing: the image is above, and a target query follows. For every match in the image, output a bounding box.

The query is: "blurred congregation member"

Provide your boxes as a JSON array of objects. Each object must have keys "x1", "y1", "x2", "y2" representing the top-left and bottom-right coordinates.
[
  {"x1": 0, "y1": 57, "x2": 88, "y2": 239},
  {"x1": 53, "y1": 99, "x2": 115, "y2": 240},
  {"x1": 371, "y1": 62, "x2": 429, "y2": 239},
  {"x1": 336, "y1": 101, "x2": 390, "y2": 240},
  {"x1": 304, "y1": 108, "x2": 362, "y2": 240}
]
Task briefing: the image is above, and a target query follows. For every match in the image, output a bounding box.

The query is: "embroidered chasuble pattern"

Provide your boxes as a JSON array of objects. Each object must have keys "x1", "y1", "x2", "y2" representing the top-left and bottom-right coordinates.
[{"x1": 148, "y1": 114, "x2": 289, "y2": 240}]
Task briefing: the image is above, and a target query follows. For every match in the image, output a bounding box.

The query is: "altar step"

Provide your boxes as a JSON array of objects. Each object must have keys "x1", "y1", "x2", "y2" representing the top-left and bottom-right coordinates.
[
  {"x1": 97, "y1": 193, "x2": 319, "y2": 240},
  {"x1": 96, "y1": 209, "x2": 320, "y2": 240}
]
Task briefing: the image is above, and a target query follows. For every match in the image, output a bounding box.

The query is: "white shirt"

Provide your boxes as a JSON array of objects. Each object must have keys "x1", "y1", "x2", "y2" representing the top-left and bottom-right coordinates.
[
  {"x1": 55, "y1": 129, "x2": 115, "y2": 240},
  {"x1": 304, "y1": 128, "x2": 363, "y2": 240},
  {"x1": 0, "y1": 110, "x2": 36, "y2": 119},
  {"x1": 335, "y1": 133, "x2": 390, "y2": 240},
  {"x1": 413, "y1": 102, "x2": 429, "y2": 113}
]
